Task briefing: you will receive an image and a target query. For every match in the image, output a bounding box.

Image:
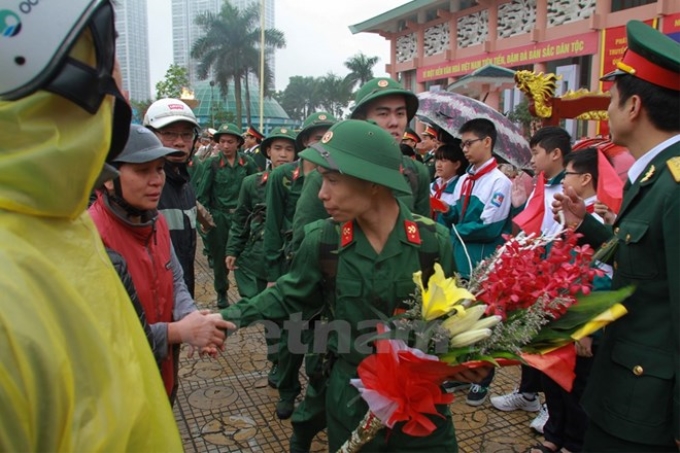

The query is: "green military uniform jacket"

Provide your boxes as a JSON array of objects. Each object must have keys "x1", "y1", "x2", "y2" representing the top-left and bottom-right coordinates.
[
  {"x1": 221, "y1": 203, "x2": 457, "y2": 451},
  {"x1": 291, "y1": 157, "x2": 432, "y2": 252},
  {"x1": 225, "y1": 171, "x2": 269, "y2": 286},
  {"x1": 578, "y1": 141, "x2": 680, "y2": 447},
  {"x1": 196, "y1": 152, "x2": 259, "y2": 213},
  {"x1": 263, "y1": 160, "x2": 305, "y2": 282}
]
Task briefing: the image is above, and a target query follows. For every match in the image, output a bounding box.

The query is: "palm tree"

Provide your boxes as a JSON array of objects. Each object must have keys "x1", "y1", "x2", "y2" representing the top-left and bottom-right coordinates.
[
  {"x1": 191, "y1": 1, "x2": 285, "y2": 128},
  {"x1": 343, "y1": 52, "x2": 380, "y2": 91}
]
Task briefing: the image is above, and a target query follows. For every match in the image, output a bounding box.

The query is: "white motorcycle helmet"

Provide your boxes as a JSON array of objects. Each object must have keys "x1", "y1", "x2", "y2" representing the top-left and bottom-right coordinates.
[
  {"x1": 143, "y1": 98, "x2": 199, "y2": 130},
  {"x1": 0, "y1": 0, "x2": 131, "y2": 159}
]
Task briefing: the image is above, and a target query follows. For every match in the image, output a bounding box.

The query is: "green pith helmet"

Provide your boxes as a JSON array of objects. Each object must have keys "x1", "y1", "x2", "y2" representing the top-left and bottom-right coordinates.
[
  {"x1": 295, "y1": 111, "x2": 338, "y2": 149},
  {"x1": 350, "y1": 77, "x2": 419, "y2": 122},
  {"x1": 261, "y1": 127, "x2": 299, "y2": 158},
  {"x1": 299, "y1": 120, "x2": 410, "y2": 194},
  {"x1": 213, "y1": 122, "x2": 245, "y2": 146},
  {"x1": 600, "y1": 20, "x2": 680, "y2": 91}
]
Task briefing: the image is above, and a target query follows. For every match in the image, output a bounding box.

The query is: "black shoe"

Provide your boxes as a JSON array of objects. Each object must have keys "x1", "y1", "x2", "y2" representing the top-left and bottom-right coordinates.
[
  {"x1": 267, "y1": 364, "x2": 279, "y2": 389},
  {"x1": 442, "y1": 380, "x2": 471, "y2": 393},
  {"x1": 276, "y1": 399, "x2": 295, "y2": 420},
  {"x1": 217, "y1": 294, "x2": 228, "y2": 309}
]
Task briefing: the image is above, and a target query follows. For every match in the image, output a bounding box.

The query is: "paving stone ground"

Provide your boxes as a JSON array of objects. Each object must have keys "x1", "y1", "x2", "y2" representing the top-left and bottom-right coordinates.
[{"x1": 175, "y1": 243, "x2": 542, "y2": 452}]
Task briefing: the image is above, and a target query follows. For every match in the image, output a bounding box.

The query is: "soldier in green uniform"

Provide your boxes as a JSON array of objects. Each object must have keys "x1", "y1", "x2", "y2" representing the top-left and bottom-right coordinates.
[
  {"x1": 553, "y1": 20, "x2": 680, "y2": 452},
  {"x1": 262, "y1": 112, "x2": 337, "y2": 444},
  {"x1": 291, "y1": 77, "x2": 432, "y2": 252},
  {"x1": 225, "y1": 127, "x2": 298, "y2": 298},
  {"x1": 196, "y1": 123, "x2": 259, "y2": 308},
  {"x1": 219, "y1": 120, "x2": 486, "y2": 452},
  {"x1": 264, "y1": 112, "x2": 337, "y2": 285}
]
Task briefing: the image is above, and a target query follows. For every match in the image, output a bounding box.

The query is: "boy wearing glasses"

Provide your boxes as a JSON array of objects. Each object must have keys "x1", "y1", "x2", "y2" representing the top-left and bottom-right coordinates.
[
  {"x1": 144, "y1": 98, "x2": 201, "y2": 296},
  {"x1": 438, "y1": 119, "x2": 513, "y2": 406}
]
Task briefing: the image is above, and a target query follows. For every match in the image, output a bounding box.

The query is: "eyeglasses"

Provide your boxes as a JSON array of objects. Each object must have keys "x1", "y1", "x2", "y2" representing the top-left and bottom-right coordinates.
[
  {"x1": 159, "y1": 131, "x2": 195, "y2": 141},
  {"x1": 564, "y1": 171, "x2": 585, "y2": 176},
  {"x1": 460, "y1": 138, "x2": 483, "y2": 150}
]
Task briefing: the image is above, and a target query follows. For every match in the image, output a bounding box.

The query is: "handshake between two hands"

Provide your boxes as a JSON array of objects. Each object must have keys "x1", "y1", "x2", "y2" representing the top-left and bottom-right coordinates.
[{"x1": 178, "y1": 310, "x2": 237, "y2": 359}]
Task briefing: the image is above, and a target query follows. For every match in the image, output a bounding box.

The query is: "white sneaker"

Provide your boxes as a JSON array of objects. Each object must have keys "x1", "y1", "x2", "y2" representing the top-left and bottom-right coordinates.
[
  {"x1": 530, "y1": 403, "x2": 549, "y2": 434},
  {"x1": 490, "y1": 389, "x2": 541, "y2": 412}
]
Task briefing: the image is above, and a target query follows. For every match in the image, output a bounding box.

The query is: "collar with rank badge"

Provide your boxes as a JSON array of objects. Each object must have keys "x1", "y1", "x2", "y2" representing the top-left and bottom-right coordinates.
[
  {"x1": 340, "y1": 221, "x2": 354, "y2": 247},
  {"x1": 404, "y1": 219, "x2": 421, "y2": 245}
]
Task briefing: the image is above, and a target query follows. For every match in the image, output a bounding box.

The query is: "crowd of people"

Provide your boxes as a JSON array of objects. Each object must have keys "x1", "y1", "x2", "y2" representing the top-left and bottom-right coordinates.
[{"x1": 1, "y1": 2, "x2": 678, "y2": 452}]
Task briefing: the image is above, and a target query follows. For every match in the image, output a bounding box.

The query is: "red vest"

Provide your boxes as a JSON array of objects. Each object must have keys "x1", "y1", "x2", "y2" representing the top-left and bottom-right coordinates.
[{"x1": 89, "y1": 194, "x2": 176, "y2": 396}]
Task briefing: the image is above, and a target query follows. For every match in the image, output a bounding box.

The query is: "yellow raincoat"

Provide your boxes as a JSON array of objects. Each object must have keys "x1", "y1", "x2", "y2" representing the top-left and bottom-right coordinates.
[{"x1": 0, "y1": 33, "x2": 182, "y2": 451}]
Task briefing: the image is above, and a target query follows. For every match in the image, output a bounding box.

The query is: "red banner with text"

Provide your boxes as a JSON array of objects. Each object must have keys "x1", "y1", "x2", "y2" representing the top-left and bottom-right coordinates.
[{"x1": 417, "y1": 32, "x2": 599, "y2": 83}]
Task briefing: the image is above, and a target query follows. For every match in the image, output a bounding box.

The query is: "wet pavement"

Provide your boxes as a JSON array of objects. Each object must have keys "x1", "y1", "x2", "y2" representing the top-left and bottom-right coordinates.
[{"x1": 174, "y1": 246, "x2": 542, "y2": 452}]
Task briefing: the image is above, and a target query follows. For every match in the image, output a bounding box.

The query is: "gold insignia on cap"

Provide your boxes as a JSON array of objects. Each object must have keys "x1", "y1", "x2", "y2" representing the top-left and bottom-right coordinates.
[
  {"x1": 281, "y1": 128, "x2": 288, "y2": 133},
  {"x1": 667, "y1": 157, "x2": 680, "y2": 183},
  {"x1": 377, "y1": 79, "x2": 389, "y2": 88},
  {"x1": 319, "y1": 114, "x2": 327, "y2": 120},
  {"x1": 640, "y1": 165, "x2": 655, "y2": 183},
  {"x1": 321, "y1": 131, "x2": 333, "y2": 143}
]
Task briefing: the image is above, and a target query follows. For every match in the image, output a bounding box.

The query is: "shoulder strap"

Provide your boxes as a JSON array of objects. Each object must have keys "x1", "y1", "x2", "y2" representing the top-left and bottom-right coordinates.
[
  {"x1": 402, "y1": 161, "x2": 420, "y2": 196},
  {"x1": 318, "y1": 219, "x2": 339, "y2": 294}
]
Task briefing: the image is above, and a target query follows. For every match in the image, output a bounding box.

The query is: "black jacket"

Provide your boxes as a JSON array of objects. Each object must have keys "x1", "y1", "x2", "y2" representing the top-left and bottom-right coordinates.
[{"x1": 158, "y1": 162, "x2": 198, "y2": 296}]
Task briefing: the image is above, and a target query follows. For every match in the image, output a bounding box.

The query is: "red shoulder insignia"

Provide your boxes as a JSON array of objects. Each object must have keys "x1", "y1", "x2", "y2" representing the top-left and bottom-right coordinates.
[
  {"x1": 340, "y1": 221, "x2": 354, "y2": 247},
  {"x1": 239, "y1": 157, "x2": 245, "y2": 166},
  {"x1": 261, "y1": 172, "x2": 269, "y2": 184},
  {"x1": 404, "y1": 220, "x2": 421, "y2": 245},
  {"x1": 399, "y1": 163, "x2": 405, "y2": 174},
  {"x1": 292, "y1": 166, "x2": 300, "y2": 180}
]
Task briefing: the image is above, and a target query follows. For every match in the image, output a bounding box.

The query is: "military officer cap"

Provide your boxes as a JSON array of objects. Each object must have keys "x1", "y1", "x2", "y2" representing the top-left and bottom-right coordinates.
[
  {"x1": 295, "y1": 112, "x2": 337, "y2": 150},
  {"x1": 243, "y1": 125, "x2": 264, "y2": 142},
  {"x1": 299, "y1": 120, "x2": 411, "y2": 194},
  {"x1": 350, "y1": 77, "x2": 419, "y2": 122},
  {"x1": 402, "y1": 127, "x2": 421, "y2": 144},
  {"x1": 421, "y1": 125, "x2": 438, "y2": 139},
  {"x1": 601, "y1": 20, "x2": 680, "y2": 91},
  {"x1": 261, "y1": 127, "x2": 299, "y2": 158},
  {"x1": 214, "y1": 122, "x2": 245, "y2": 146}
]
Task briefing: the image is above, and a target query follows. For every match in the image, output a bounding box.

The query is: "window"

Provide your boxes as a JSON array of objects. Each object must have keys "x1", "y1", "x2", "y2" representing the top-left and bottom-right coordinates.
[{"x1": 611, "y1": 0, "x2": 656, "y2": 12}]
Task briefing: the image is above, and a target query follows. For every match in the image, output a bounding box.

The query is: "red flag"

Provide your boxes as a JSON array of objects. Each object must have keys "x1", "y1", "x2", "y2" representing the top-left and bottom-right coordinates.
[
  {"x1": 521, "y1": 344, "x2": 577, "y2": 392},
  {"x1": 597, "y1": 149, "x2": 623, "y2": 214},
  {"x1": 513, "y1": 172, "x2": 546, "y2": 236}
]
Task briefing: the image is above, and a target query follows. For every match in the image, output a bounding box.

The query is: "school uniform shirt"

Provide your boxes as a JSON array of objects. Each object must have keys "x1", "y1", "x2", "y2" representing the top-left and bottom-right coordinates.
[
  {"x1": 430, "y1": 175, "x2": 460, "y2": 207},
  {"x1": 440, "y1": 158, "x2": 512, "y2": 277},
  {"x1": 524, "y1": 172, "x2": 565, "y2": 236}
]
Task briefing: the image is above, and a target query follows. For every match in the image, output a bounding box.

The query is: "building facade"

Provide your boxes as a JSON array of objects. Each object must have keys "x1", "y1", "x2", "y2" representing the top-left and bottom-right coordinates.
[
  {"x1": 351, "y1": 0, "x2": 680, "y2": 137},
  {"x1": 171, "y1": 0, "x2": 276, "y2": 89},
  {"x1": 114, "y1": 0, "x2": 151, "y2": 101}
]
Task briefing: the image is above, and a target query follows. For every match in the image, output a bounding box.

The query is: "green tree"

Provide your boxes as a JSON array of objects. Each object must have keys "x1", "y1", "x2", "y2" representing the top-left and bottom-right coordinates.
[
  {"x1": 130, "y1": 99, "x2": 154, "y2": 124},
  {"x1": 343, "y1": 52, "x2": 380, "y2": 91},
  {"x1": 155, "y1": 64, "x2": 190, "y2": 99},
  {"x1": 191, "y1": 0, "x2": 285, "y2": 128},
  {"x1": 318, "y1": 73, "x2": 352, "y2": 119},
  {"x1": 278, "y1": 76, "x2": 322, "y2": 122}
]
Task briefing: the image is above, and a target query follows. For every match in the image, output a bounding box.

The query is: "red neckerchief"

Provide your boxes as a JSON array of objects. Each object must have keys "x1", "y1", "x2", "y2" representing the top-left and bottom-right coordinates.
[
  {"x1": 460, "y1": 159, "x2": 498, "y2": 217},
  {"x1": 433, "y1": 179, "x2": 447, "y2": 199}
]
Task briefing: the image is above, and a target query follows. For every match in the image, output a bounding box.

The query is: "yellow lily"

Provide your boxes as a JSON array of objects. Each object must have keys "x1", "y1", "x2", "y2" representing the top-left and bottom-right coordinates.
[
  {"x1": 414, "y1": 263, "x2": 475, "y2": 321},
  {"x1": 570, "y1": 303, "x2": 628, "y2": 341}
]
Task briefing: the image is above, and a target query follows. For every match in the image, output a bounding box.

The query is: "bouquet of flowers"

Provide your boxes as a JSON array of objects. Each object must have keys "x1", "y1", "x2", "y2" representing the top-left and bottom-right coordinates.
[{"x1": 338, "y1": 228, "x2": 632, "y2": 453}]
